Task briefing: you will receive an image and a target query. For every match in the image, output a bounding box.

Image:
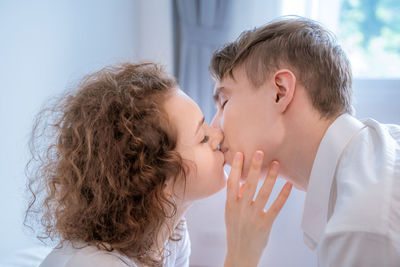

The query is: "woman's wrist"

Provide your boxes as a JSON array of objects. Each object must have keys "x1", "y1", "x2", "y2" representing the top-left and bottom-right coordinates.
[{"x1": 224, "y1": 252, "x2": 259, "y2": 267}]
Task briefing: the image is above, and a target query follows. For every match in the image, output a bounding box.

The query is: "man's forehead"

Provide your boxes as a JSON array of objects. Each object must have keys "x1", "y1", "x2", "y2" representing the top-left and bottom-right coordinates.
[
  {"x1": 214, "y1": 67, "x2": 243, "y2": 90},
  {"x1": 212, "y1": 67, "x2": 246, "y2": 101},
  {"x1": 214, "y1": 85, "x2": 229, "y2": 94},
  {"x1": 213, "y1": 76, "x2": 233, "y2": 94},
  {"x1": 213, "y1": 83, "x2": 230, "y2": 103}
]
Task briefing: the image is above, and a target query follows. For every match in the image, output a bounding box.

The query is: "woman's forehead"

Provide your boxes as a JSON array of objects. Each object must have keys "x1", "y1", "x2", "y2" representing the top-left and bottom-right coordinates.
[{"x1": 165, "y1": 90, "x2": 203, "y2": 135}]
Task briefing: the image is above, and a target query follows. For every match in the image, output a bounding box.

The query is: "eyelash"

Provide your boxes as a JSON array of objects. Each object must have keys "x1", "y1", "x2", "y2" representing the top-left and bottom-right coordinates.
[
  {"x1": 201, "y1": 135, "x2": 210, "y2": 143},
  {"x1": 221, "y1": 100, "x2": 228, "y2": 109}
]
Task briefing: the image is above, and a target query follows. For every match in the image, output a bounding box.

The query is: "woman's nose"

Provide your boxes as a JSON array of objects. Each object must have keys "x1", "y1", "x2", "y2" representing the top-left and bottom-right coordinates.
[{"x1": 210, "y1": 127, "x2": 224, "y2": 150}]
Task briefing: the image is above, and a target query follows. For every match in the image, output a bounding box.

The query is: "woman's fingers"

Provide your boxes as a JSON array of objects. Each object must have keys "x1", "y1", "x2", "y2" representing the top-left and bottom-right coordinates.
[
  {"x1": 254, "y1": 161, "x2": 279, "y2": 211},
  {"x1": 227, "y1": 152, "x2": 243, "y2": 202},
  {"x1": 238, "y1": 182, "x2": 246, "y2": 198},
  {"x1": 224, "y1": 152, "x2": 292, "y2": 267},
  {"x1": 227, "y1": 150, "x2": 292, "y2": 218},
  {"x1": 241, "y1": 151, "x2": 264, "y2": 204},
  {"x1": 265, "y1": 182, "x2": 293, "y2": 219}
]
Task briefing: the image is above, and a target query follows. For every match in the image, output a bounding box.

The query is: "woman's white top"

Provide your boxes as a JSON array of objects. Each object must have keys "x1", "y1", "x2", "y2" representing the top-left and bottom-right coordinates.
[{"x1": 39, "y1": 223, "x2": 190, "y2": 267}]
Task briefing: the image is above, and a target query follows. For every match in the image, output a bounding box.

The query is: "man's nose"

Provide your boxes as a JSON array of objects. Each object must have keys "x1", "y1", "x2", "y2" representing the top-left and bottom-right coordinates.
[{"x1": 210, "y1": 113, "x2": 220, "y2": 129}]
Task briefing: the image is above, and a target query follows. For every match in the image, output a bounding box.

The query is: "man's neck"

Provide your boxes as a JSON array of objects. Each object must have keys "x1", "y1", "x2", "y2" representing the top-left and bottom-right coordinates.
[{"x1": 280, "y1": 112, "x2": 337, "y2": 191}]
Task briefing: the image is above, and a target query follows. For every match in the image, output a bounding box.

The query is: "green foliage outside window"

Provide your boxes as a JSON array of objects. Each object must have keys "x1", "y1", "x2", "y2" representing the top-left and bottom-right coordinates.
[{"x1": 339, "y1": 0, "x2": 400, "y2": 77}]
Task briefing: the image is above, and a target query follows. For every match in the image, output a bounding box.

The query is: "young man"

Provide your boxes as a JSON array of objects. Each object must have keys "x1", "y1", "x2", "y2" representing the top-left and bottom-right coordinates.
[{"x1": 210, "y1": 16, "x2": 400, "y2": 266}]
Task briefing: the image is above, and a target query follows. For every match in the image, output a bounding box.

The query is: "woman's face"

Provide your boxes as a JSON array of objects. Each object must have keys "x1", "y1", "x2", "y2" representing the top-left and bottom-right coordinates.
[{"x1": 164, "y1": 89, "x2": 226, "y2": 202}]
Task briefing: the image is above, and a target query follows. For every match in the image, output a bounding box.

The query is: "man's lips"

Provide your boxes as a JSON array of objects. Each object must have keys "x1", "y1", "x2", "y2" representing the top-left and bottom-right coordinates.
[
  {"x1": 220, "y1": 146, "x2": 229, "y2": 165},
  {"x1": 219, "y1": 146, "x2": 229, "y2": 154}
]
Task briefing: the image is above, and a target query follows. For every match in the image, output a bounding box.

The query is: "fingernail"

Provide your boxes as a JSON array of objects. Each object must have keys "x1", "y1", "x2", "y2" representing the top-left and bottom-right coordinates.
[
  {"x1": 271, "y1": 161, "x2": 279, "y2": 171},
  {"x1": 234, "y1": 152, "x2": 243, "y2": 160},
  {"x1": 255, "y1": 150, "x2": 263, "y2": 160}
]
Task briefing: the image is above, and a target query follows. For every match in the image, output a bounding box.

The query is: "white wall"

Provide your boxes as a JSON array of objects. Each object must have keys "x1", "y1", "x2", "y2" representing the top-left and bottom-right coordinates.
[
  {"x1": 136, "y1": 0, "x2": 175, "y2": 74},
  {"x1": 0, "y1": 0, "x2": 174, "y2": 264},
  {"x1": 353, "y1": 79, "x2": 400, "y2": 124}
]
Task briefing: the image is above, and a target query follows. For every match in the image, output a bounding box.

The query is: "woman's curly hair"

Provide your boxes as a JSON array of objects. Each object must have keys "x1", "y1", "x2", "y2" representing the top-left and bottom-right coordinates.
[{"x1": 25, "y1": 62, "x2": 188, "y2": 266}]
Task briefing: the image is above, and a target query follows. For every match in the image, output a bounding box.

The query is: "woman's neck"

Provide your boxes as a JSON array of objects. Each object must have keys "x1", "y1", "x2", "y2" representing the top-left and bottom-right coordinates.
[{"x1": 156, "y1": 200, "x2": 193, "y2": 253}]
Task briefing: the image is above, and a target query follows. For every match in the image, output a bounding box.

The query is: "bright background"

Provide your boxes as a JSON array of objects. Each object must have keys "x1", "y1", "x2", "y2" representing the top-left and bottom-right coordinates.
[{"x1": 0, "y1": 0, "x2": 399, "y2": 266}]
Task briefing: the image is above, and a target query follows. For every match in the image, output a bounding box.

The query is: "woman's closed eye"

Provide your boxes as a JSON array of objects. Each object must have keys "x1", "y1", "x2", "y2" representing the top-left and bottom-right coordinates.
[{"x1": 200, "y1": 135, "x2": 210, "y2": 143}]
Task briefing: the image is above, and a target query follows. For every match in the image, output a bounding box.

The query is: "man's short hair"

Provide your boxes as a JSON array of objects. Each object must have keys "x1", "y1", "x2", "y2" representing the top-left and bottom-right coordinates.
[{"x1": 210, "y1": 16, "x2": 353, "y2": 118}]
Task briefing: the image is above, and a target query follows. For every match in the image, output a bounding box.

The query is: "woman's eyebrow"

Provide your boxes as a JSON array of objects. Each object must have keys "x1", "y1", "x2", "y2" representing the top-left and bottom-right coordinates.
[{"x1": 195, "y1": 116, "x2": 205, "y2": 135}]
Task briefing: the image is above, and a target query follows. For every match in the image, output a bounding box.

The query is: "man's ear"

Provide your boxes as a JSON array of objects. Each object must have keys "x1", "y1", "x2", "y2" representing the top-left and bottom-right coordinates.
[{"x1": 273, "y1": 69, "x2": 296, "y2": 113}]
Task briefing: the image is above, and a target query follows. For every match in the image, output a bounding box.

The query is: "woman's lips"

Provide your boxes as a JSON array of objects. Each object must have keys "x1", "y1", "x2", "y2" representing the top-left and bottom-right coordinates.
[
  {"x1": 219, "y1": 146, "x2": 229, "y2": 165},
  {"x1": 220, "y1": 146, "x2": 229, "y2": 154},
  {"x1": 222, "y1": 150, "x2": 230, "y2": 165}
]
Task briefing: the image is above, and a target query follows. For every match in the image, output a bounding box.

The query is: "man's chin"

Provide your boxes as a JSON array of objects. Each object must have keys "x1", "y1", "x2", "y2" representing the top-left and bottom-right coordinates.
[{"x1": 223, "y1": 161, "x2": 232, "y2": 167}]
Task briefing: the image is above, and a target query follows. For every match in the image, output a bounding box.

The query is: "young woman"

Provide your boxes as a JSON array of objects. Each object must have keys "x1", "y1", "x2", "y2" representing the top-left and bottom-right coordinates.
[{"x1": 25, "y1": 63, "x2": 292, "y2": 267}]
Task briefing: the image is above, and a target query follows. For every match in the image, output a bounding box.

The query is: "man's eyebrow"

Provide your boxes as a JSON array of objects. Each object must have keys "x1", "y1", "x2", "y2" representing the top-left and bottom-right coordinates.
[
  {"x1": 213, "y1": 86, "x2": 228, "y2": 103},
  {"x1": 195, "y1": 116, "x2": 205, "y2": 135}
]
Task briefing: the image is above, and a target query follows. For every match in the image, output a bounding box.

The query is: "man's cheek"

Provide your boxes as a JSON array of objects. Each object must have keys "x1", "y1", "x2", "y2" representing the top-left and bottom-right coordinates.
[{"x1": 223, "y1": 113, "x2": 236, "y2": 131}]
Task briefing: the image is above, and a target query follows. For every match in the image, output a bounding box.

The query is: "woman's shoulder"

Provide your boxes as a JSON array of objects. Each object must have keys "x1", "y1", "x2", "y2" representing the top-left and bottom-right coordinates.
[
  {"x1": 67, "y1": 245, "x2": 134, "y2": 267},
  {"x1": 164, "y1": 219, "x2": 191, "y2": 267},
  {"x1": 40, "y1": 243, "x2": 136, "y2": 267}
]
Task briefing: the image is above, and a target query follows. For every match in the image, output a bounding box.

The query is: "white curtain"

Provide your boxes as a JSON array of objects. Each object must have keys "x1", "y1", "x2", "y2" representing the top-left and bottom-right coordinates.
[{"x1": 174, "y1": 0, "x2": 233, "y2": 122}]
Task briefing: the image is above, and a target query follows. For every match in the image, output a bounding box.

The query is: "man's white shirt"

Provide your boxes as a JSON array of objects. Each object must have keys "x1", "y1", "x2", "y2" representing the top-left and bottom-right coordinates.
[{"x1": 302, "y1": 114, "x2": 400, "y2": 267}]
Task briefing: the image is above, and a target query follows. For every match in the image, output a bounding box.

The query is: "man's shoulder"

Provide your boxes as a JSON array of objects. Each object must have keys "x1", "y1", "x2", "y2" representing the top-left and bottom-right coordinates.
[
  {"x1": 361, "y1": 118, "x2": 400, "y2": 144},
  {"x1": 339, "y1": 118, "x2": 400, "y2": 169},
  {"x1": 329, "y1": 118, "x2": 400, "y2": 236}
]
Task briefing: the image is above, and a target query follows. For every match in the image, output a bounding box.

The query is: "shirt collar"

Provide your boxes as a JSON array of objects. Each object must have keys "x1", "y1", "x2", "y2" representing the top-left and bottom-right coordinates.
[{"x1": 301, "y1": 114, "x2": 366, "y2": 250}]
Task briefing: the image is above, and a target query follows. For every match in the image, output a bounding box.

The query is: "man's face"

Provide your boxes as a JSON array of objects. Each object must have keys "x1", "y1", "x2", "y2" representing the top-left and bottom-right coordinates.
[{"x1": 211, "y1": 67, "x2": 284, "y2": 179}]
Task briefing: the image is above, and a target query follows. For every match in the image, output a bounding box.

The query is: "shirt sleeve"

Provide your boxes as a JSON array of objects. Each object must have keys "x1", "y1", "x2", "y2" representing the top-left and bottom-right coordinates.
[
  {"x1": 318, "y1": 230, "x2": 400, "y2": 267},
  {"x1": 65, "y1": 252, "x2": 131, "y2": 267},
  {"x1": 174, "y1": 223, "x2": 191, "y2": 267}
]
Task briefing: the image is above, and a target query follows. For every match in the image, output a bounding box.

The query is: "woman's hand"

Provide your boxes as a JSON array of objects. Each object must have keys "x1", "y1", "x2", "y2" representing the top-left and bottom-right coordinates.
[{"x1": 224, "y1": 151, "x2": 292, "y2": 267}]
